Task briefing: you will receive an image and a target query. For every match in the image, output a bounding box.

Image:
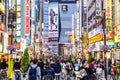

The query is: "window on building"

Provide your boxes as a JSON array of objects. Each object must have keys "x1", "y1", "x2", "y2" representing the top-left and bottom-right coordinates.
[{"x1": 62, "y1": 5, "x2": 68, "y2": 11}]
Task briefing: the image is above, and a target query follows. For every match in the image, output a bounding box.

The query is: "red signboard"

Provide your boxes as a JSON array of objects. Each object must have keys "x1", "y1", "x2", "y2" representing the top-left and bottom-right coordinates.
[
  {"x1": 25, "y1": 0, "x2": 30, "y2": 36},
  {"x1": 48, "y1": 37, "x2": 58, "y2": 42},
  {"x1": 0, "y1": 22, "x2": 4, "y2": 31}
]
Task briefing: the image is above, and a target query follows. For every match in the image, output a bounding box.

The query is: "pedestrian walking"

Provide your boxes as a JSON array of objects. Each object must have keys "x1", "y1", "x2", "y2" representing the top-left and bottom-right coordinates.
[
  {"x1": 76, "y1": 61, "x2": 88, "y2": 80},
  {"x1": 89, "y1": 58, "x2": 96, "y2": 80},
  {"x1": 96, "y1": 63, "x2": 103, "y2": 80},
  {"x1": 60, "y1": 60, "x2": 67, "y2": 79},
  {"x1": 38, "y1": 59, "x2": 44, "y2": 80},
  {"x1": 28, "y1": 59, "x2": 41, "y2": 80},
  {"x1": 51, "y1": 59, "x2": 61, "y2": 80},
  {"x1": 43, "y1": 62, "x2": 55, "y2": 80},
  {"x1": 14, "y1": 58, "x2": 21, "y2": 80}
]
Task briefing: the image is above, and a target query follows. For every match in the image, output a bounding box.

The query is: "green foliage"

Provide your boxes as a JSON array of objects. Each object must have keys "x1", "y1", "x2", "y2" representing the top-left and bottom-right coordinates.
[
  {"x1": 116, "y1": 64, "x2": 120, "y2": 74},
  {"x1": 21, "y1": 48, "x2": 30, "y2": 73},
  {"x1": 87, "y1": 53, "x2": 94, "y2": 63},
  {"x1": 39, "y1": 54, "x2": 44, "y2": 60},
  {"x1": 68, "y1": 55, "x2": 72, "y2": 60}
]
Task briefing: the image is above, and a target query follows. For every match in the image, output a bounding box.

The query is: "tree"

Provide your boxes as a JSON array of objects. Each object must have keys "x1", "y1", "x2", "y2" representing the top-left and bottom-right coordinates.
[
  {"x1": 21, "y1": 48, "x2": 30, "y2": 73},
  {"x1": 87, "y1": 53, "x2": 94, "y2": 63}
]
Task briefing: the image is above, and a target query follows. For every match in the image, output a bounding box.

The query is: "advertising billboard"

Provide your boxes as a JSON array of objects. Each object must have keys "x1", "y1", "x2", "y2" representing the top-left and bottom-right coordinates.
[
  {"x1": 106, "y1": 0, "x2": 112, "y2": 31},
  {"x1": 59, "y1": 3, "x2": 76, "y2": 43},
  {"x1": 20, "y1": 38, "x2": 26, "y2": 51},
  {"x1": 25, "y1": 0, "x2": 30, "y2": 36},
  {"x1": 3, "y1": 33, "x2": 8, "y2": 53},
  {"x1": 114, "y1": 25, "x2": 120, "y2": 42},
  {"x1": 48, "y1": 3, "x2": 59, "y2": 42}
]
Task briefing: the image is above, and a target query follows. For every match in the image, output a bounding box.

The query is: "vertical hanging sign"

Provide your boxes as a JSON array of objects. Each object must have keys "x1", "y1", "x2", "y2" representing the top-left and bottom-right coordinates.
[
  {"x1": 106, "y1": 0, "x2": 112, "y2": 31},
  {"x1": 25, "y1": 0, "x2": 30, "y2": 36}
]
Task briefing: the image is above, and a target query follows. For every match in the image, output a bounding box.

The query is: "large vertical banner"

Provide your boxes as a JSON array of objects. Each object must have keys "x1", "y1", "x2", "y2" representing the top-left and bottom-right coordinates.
[
  {"x1": 106, "y1": 0, "x2": 112, "y2": 31},
  {"x1": 25, "y1": 0, "x2": 30, "y2": 36},
  {"x1": 48, "y1": 3, "x2": 58, "y2": 39},
  {"x1": 3, "y1": 33, "x2": 8, "y2": 53},
  {"x1": 114, "y1": 25, "x2": 120, "y2": 42}
]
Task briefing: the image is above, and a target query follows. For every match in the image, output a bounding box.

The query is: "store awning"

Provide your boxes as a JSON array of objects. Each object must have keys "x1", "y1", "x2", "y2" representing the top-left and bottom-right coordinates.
[{"x1": 0, "y1": 2, "x2": 5, "y2": 14}]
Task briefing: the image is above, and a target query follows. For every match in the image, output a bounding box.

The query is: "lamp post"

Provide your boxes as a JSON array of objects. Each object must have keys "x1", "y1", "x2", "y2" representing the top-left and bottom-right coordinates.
[
  {"x1": 7, "y1": 9, "x2": 16, "y2": 80},
  {"x1": 102, "y1": 9, "x2": 108, "y2": 80}
]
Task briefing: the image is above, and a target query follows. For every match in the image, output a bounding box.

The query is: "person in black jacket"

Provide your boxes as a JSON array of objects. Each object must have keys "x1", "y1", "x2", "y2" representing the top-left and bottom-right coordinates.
[
  {"x1": 43, "y1": 62, "x2": 55, "y2": 79},
  {"x1": 14, "y1": 58, "x2": 21, "y2": 80},
  {"x1": 1, "y1": 58, "x2": 8, "y2": 69},
  {"x1": 38, "y1": 59, "x2": 44, "y2": 80},
  {"x1": 76, "y1": 60, "x2": 95, "y2": 80},
  {"x1": 51, "y1": 59, "x2": 61, "y2": 80}
]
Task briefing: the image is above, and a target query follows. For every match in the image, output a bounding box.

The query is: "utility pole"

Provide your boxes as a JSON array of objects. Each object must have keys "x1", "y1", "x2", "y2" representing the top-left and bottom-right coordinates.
[{"x1": 102, "y1": 9, "x2": 107, "y2": 80}]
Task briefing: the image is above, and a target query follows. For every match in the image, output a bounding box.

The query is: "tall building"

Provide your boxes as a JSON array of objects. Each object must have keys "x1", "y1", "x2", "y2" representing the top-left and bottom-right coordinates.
[
  {"x1": 0, "y1": 0, "x2": 6, "y2": 56},
  {"x1": 59, "y1": 0, "x2": 77, "y2": 55},
  {"x1": 113, "y1": 0, "x2": 120, "y2": 60},
  {"x1": 74, "y1": 0, "x2": 84, "y2": 56},
  {"x1": 46, "y1": 0, "x2": 59, "y2": 54},
  {"x1": 43, "y1": 0, "x2": 77, "y2": 55},
  {"x1": 87, "y1": 0, "x2": 103, "y2": 57}
]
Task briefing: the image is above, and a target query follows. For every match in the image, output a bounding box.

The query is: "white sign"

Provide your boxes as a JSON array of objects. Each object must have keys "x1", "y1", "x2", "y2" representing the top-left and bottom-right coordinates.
[
  {"x1": 49, "y1": 31, "x2": 58, "y2": 37},
  {"x1": 3, "y1": 33, "x2": 8, "y2": 53}
]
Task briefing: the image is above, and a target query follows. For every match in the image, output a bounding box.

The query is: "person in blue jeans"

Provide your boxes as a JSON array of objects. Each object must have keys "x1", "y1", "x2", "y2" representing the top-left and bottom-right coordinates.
[{"x1": 14, "y1": 58, "x2": 21, "y2": 80}]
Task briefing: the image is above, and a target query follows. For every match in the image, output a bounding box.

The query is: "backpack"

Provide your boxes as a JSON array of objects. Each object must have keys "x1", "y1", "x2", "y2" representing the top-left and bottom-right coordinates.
[
  {"x1": 29, "y1": 66, "x2": 38, "y2": 80},
  {"x1": 44, "y1": 74, "x2": 54, "y2": 80}
]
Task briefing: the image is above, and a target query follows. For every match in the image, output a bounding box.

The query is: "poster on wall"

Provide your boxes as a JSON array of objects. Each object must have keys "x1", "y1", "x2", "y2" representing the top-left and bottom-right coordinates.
[
  {"x1": 3, "y1": 33, "x2": 8, "y2": 53},
  {"x1": 48, "y1": 3, "x2": 58, "y2": 38},
  {"x1": 114, "y1": 25, "x2": 120, "y2": 42}
]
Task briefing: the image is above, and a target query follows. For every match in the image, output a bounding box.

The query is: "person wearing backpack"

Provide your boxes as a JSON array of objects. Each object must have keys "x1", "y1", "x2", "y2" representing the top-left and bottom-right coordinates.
[
  {"x1": 28, "y1": 59, "x2": 41, "y2": 80},
  {"x1": 43, "y1": 62, "x2": 55, "y2": 80}
]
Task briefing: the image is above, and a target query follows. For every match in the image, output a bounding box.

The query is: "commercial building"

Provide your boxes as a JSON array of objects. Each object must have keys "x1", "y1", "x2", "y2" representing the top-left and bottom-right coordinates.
[
  {"x1": 42, "y1": 0, "x2": 77, "y2": 55},
  {"x1": 0, "y1": 0, "x2": 8, "y2": 58},
  {"x1": 113, "y1": 0, "x2": 120, "y2": 61},
  {"x1": 59, "y1": 0, "x2": 77, "y2": 55},
  {"x1": 87, "y1": 0, "x2": 104, "y2": 58}
]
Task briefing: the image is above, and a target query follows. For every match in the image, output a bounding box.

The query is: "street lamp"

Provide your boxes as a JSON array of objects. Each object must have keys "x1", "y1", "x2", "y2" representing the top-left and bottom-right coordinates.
[
  {"x1": 102, "y1": 9, "x2": 108, "y2": 80},
  {"x1": 7, "y1": 9, "x2": 16, "y2": 80},
  {"x1": 8, "y1": 9, "x2": 16, "y2": 53}
]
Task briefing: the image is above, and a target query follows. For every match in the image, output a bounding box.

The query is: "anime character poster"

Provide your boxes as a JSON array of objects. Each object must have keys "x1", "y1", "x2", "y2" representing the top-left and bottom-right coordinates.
[{"x1": 49, "y1": 3, "x2": 58, "y2": 34}]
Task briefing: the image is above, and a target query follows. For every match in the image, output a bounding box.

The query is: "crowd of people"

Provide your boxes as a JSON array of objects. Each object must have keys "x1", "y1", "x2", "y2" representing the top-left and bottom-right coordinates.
[{"x1": 0, "y1": 55, "x2": 118, "y2": 80}]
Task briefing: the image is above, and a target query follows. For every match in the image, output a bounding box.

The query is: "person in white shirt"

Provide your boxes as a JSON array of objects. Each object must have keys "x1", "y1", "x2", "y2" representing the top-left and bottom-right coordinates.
[{"x1": 96, "y1": 63, "x2": 103, "y2": 80}]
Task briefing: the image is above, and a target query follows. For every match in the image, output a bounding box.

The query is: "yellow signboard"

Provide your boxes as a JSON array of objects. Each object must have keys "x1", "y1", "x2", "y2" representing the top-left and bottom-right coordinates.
[
  {"x1": 114, "y1": 25, "x2": 120, "y2": 42},
  {"x1": 8, "y1": 54, "x2": 13, "y2": 79},
  {"x1": 71, "y1": 31, "x2": 75, "y2": 44},
  {"x1": 89, "y1": 34, "x2": 103, "y2": 44},
  {"x1": 83, "y1": 31, "x2": 87, "y2": 43},
  {"x1": 0, "y1": 2, "x2": 5, "y2": 14},
  {"x1": 106, "y1": 0, "x2": 112, "y2": 31}
]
